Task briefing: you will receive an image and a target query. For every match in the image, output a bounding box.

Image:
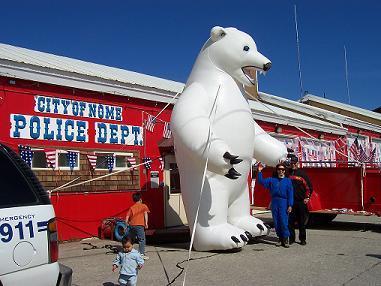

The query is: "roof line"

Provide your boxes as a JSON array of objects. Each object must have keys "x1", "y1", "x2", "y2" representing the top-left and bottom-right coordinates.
[
  {"x1": 258, "y1": 91, "x2": 381, "y2": 133},
  {"x1": 301, "y1": 94, "x2": 381, "y2": 121}
]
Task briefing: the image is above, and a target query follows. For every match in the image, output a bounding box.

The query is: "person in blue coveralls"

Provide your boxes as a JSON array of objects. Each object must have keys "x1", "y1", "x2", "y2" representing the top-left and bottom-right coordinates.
[{"x1": 257, "y1": 162, "x2": 294, "y2": 248}]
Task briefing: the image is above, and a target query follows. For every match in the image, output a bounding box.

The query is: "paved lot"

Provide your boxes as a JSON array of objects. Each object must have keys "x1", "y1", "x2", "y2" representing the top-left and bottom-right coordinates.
[{"x1": 59, "y1": 214, "x2": 381, "y2": 286}]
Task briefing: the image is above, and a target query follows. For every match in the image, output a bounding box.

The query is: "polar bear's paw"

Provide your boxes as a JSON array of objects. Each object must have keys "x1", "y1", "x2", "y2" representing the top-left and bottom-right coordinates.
[
  {"x1": 193, "y1": 223, "x2": 248, "y2": 251},
  {"x1": 230, "y1": 216, "x2": 270, "y2": 238}
]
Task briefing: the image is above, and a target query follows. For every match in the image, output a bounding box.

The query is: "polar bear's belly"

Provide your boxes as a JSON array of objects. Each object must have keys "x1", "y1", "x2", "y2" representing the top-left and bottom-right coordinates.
[{"x1": 213, "y1": 105, "x2": 255, "y2": 157}]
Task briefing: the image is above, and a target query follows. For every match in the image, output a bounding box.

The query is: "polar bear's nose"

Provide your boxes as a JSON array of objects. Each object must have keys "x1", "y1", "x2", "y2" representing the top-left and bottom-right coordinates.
[{"x1": 263, "y1": 62, "x2": 272, "y2": 72}]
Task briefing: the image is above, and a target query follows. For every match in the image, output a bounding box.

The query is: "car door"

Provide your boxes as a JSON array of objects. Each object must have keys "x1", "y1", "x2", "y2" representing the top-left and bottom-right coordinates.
[{"x1": 0, "y1": 145, "x2": 55, "y2": 276}]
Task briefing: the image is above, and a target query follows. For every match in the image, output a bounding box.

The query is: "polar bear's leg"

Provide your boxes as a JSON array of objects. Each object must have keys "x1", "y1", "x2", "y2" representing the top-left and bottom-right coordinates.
[
  {"x1": 191, "y1": 178, "x2": 248, "y2": 251},
  {"x1": 228, "y1": 186, "x2": 269, "y2": 237}
]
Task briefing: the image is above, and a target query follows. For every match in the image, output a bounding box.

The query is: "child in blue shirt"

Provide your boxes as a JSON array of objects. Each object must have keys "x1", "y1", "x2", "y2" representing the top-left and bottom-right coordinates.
[{"x1": 112, "y1": 236, "x2": 144, "y2": 286}]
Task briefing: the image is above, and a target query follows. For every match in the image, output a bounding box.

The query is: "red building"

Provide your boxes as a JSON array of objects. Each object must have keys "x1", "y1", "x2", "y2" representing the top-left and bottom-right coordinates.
[{"x1": 0, "y1": 43, "x2": 380, "y2": 240}]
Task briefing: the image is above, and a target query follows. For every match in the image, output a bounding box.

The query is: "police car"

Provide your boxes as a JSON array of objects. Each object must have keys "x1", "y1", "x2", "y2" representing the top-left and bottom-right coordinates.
[{"x1": 0, "y1": 144, "x2": 72, "y2": 285}]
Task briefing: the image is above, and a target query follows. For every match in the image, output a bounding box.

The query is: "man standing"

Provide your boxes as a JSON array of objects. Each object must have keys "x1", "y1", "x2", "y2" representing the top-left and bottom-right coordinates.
[
  {"x1": 288, "y1": 156, "x2": 313, "y2": 246},
  {"x1": 126, "y1": 192, "x2": 150, "y2": 260}
]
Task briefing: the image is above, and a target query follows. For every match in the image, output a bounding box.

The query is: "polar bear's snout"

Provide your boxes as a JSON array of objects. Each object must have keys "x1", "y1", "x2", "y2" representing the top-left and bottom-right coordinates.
[
  {"x1": 263, "y1": 62, "x2": 272, "y2": 72},
  {"x1": 241, "y1": 50, "x2": 272, "y2": 85},
  {"x1": 249, "y1": 50, "x2": 272, "y2": 72}
]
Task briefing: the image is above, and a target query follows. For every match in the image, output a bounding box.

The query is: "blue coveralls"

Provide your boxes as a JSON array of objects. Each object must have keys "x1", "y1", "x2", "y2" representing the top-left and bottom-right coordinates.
[{"x1": 257, "y1": 172, "x2": 294, "y2": 239}]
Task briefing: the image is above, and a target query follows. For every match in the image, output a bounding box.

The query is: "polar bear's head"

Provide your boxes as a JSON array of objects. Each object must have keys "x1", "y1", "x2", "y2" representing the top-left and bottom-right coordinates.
[{"x1": 203, "y1": 26, "x2": 271, "y2": 86}]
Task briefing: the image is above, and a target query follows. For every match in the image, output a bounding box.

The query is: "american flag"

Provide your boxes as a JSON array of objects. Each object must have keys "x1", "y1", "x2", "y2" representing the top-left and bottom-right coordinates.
[
  {"x1": 143, "y1": 157, "x2": 152, "y2": 169},
  {"x1": 145, "y1": 114, "x2": 156, "y2": 132},
  {"x1": 19, "y1": 145, "x2": 33, "y2": 167},
  {"x1": 336, "y1": 137, "x2": 347, "y2": 150},
  {"x1": 44, "y1": 149, "x2": 56, "y2": 169},
  {"x1": 349, "y1": 138, "x2": 360, "y2": 161},
  {"x1": 106, "y1": 155, "x2": 114, "y2": 173},
  {"x1": 86, "y1": 153, "x2": 97, "y2": 171},
  {"x1": 359, "y1": 145, "x2": 368, "y2": 162},
  {"x1": 162, "y1": 122, "x2": 172, "y2": 139},
  {"x1": 159, "y1": 157, "x2": 164, "y2": 171},
  {"x1": 66, "y1": 151, "x2": 78, "y2": 171},
  {"x1": 368, "y1": 147, "x2": 376, "y2": 162},
  {"x1": 126, "y1": 157, "x2": 137, "y2": 170}
]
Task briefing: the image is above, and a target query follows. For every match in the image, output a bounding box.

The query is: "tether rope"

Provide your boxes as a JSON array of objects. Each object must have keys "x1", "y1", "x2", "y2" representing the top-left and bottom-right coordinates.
[{"x1": 182, "y1": 85, "x2": 221, "y2": 286}]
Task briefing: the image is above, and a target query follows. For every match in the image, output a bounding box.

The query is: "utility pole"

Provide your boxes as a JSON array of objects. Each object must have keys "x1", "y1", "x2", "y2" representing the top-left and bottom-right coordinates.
[
  {"x1": 344, "y1": 45, "x2": 351, "y2": 104},
  {"x1": 294, "y1": 5, "x2": 304, "y2": 100}
]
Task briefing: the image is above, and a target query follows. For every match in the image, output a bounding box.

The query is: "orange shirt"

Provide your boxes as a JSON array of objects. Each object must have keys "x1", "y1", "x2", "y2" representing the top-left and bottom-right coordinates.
[{"x1": 127, "y1": 203, "x2": 150, "y2": 226}]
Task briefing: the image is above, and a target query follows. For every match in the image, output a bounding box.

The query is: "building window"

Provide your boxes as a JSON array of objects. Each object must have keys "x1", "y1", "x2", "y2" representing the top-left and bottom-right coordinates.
[
  {"x1": 96, "y1": 154, "x2": 110, "y2": 170},
  {"x1": 115, "y1": 155, "x2": 128, "y2": 169},
  {"x1": 31, "y1": 149, "x2": 50, "y2": 169},
  {"x1": 95, "y1": 152, "x2": 134, "y2": 170},
  {"x1": 57, "y1": 150, "x2": 80, "y2": 171}
]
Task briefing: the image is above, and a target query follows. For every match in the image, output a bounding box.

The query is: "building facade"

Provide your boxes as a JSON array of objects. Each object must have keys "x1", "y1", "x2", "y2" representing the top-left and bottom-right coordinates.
[{"x1": 1, "y1": 43, "x2": 380, "y2": 240}]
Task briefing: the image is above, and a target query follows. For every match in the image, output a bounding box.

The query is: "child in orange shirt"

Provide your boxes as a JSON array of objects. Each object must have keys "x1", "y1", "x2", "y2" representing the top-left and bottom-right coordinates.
[{"x1": 126, "y1": 192, "x2": 150, "y2": 260}]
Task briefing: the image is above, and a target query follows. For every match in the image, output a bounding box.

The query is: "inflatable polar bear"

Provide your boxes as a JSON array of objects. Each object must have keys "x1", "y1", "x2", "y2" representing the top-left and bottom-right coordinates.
[{"x1": 170, "y1": 26, "x2": 288, "y2": 251}]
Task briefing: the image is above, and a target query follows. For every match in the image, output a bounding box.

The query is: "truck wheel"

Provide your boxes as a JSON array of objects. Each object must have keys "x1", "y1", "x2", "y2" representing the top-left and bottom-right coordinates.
[{"x1": 306, "y1": 213, "x2": 337, "y2": 226}]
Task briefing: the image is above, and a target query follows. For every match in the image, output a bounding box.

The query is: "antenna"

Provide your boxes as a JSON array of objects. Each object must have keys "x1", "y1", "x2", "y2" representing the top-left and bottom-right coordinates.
[
  {"x1": 294, "y1": 4, "x2": 304, "y2": 100},
  {"x1": 344, "y1": 45, "x2": 351, "y2": 104}
]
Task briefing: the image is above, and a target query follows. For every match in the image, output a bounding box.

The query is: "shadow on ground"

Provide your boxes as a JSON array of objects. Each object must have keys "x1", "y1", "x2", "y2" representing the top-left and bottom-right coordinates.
[
  {"x1": 309, "y1": 220, "x2": 381, "y2": 233},
  {"x1": 366, "y1": 254, "x2": 381, "y2": 260}
]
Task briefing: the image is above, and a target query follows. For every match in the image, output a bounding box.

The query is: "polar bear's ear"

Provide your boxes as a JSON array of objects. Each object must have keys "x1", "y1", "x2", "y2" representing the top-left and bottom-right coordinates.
[{"x1": 210, "y1": 26, "x2": 226, "y2": 42}]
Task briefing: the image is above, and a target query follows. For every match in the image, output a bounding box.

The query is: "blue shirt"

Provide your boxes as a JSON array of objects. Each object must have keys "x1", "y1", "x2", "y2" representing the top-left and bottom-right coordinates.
[
  {"x1": 113, "y1": 249, "x2": 144, "y2": 276},
  {"x1": 257, "y1": 172, "x2": 294, "y2": 207}
]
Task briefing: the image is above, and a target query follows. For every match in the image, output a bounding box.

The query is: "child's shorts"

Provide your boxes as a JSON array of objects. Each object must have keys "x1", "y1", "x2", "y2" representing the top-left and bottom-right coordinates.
[{"x1": 118, "y1": 274, "x2": 137, "y2": 286}]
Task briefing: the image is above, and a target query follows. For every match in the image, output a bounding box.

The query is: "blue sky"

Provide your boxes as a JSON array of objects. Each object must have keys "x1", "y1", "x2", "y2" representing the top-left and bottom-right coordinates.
[{"x1": 1, "y1": 1, "x2": 380, "y2": 110}]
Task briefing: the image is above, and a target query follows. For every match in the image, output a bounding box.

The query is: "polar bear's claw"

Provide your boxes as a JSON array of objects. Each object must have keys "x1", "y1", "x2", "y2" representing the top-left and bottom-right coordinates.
[
  {"x1": 229, "y1": 168, "x2": 241, "y2": 176},
  {"x1": 230, "y1": 157, "x2": 243, "y2": 165},
  {"x1": 240, "y1": 234, "x2": 248, "y2": 242},
  {"x1": 223, "y1": 151, "x2": 236, "y2": 160},
  {"x1": 225, "y1": 168, "x2": 241, "y2": 180},
  {"x1": 225, "y1": 173, "x2": 238, "y2": 180},
  {"x1": 231, "y1": 236, "x2": 240, "y2": 244},
  {"x1": 245, "y1": 231, "x2": 253, "y2": 240},
  {"x1": 256, "y1": 224, "x2": 264, "y2": 231},
  {"x1": 223, "y1": 152, "x2": 243, "y2": 165}
]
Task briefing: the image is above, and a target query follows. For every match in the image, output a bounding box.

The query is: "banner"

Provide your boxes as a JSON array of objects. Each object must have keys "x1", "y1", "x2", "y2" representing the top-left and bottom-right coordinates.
[
  {"x1": 9, "y1": 95, "x2": 143, "y2": 146},
  {"x1": 300, "y1": 138, "x2": 336, "y2": 167}
]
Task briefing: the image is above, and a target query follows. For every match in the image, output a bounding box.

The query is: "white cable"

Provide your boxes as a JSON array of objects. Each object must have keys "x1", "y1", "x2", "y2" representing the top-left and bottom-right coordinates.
[
  {"x1": 182, "y1": 85, "x2": 221, "y2": 286},
  {"x1": 50, "y1": 177, "x2": 81, "y2": 192},
  {"x1": 50, "y1": 159, "x2": 152, "y2": 192},
  {"x1": 153, "y1": 92, "x2": 180, "y2": 121}
]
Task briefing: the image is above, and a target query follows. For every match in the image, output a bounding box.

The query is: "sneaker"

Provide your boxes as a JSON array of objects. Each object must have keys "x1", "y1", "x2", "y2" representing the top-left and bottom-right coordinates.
[
  {"x1": 140, "y1": 254, "x2": 149, "y2": 260},
  {"x1": 300, "y1": 240, "x2": 307, "y2": 246},
  {"x1": 276, "y1": 239, "x2": 282, "y2": 247},
  {"x1": 289, "y1": 239, "x2": 295, "y2": 245},
  {"x1": 283, "y1": 239, "x2": 290, "y2": 248}
]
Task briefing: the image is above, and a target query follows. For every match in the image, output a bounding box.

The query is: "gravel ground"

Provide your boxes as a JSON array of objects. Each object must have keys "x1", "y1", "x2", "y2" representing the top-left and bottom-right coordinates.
[{"x1": 59, "y1": 214, "x2": 381, "y2": 286}]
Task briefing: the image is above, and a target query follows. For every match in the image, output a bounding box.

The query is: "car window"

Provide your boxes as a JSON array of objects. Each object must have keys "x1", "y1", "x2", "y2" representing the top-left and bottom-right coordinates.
[{"x1": 0, "y1": 150, "x2": 39, "y2": 208}]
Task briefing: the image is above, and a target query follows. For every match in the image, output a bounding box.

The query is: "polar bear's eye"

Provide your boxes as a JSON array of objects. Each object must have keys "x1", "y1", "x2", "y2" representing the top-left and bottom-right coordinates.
[{"x1": 243, "y1": 46, "x2": 250, "y2": 51}]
